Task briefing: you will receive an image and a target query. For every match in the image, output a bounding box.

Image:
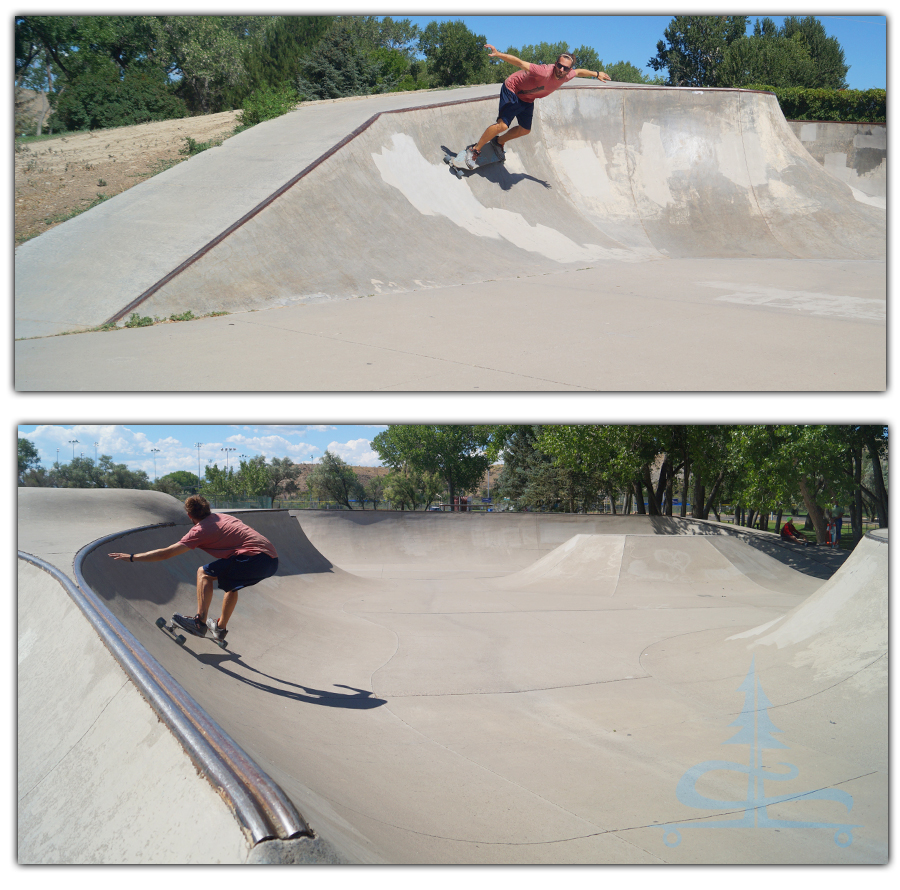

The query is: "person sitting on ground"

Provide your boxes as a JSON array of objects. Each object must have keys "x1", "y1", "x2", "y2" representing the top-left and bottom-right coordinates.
[
  {"x1": 108, "y1": 495, "x2": 278, "y2": 641},
  {"x1": 780, "y1": 520, "x2": 809, "y2": 546},
  {"x1": 465, "y1": 45, "x2": 610, "y2": 168}
]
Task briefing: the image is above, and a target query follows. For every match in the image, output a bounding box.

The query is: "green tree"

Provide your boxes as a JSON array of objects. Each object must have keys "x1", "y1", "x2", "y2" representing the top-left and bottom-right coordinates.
[
  {"x1": 259, "y1": 456, "x2": 301, "y2": 507},
  {"x1": 781, "y1": 15, "x2": 848, "y2": 89},
  {"x1": 294, "y1": 23, "x2": 393, "y2": 99},
  {"x1": 648, "y1": 15, "x2": 749, "y2": 87},
  {"x1": 243, "y1": 15, "x2": 336, "y2": 92},
  {"x1": 52, "y1": 62, "x2": 187, "y2": 130},
  {"x1": 157, "y1": 470, "x2": 200, "y2": 493},
  {"x1": 420, "y1": 20, "x2": 488, "y2": 87},
  {"x1": 233, "y1": 457, "x2": 272, "y2": 500},
  {"x1": 307, "y1": 451, "x2": 365, "y2": 509},
  {"x1": 18, "y1": 438, "x2": 42, "y2": 484},
  {"x1": 363, "y1": 474, "x2": 386, "y2": 510},
  {"x1": 718, "y1": 33, "x2": 816, "y2": 89},
  {"x1": 372, "y1": 425, "x2": 497, "y2": 505},
  {"x1": 383, "y1": 469, "x2": 419, "y2": 511},
  {"x1": 152, "y1": 15, "x2": 268, "y2": 113},
  {"x1": 203, "y1": 462, "x2": 238, "y2": 499},
  {"x1": 48, "y1": 455, "x2": 151, "y2": 489},
  {"x1": 604, "y1": 60, "x2": 654, "y2": 84}
]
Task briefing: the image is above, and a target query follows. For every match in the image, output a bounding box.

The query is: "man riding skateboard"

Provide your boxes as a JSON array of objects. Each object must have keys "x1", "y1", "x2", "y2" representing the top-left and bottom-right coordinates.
[
  {"x1": 108, "y1": 495, "x2": 278, "y2": 642},
  {"x1": 465, "y1": 44, "x2": 611, "y2": 169}
]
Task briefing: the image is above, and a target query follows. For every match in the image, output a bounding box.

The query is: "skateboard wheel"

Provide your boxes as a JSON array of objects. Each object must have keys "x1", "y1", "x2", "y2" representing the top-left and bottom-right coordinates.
[
  {"x1": 176, "y1": 635, "x2": 186, "y2": 646},
  {"x1": 155, "y1": 617, "x2": 166, "y2": 628}
]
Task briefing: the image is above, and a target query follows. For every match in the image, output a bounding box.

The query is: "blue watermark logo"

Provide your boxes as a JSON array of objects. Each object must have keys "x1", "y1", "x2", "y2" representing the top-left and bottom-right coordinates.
[{"x1": 664, "y1": 657, "x2": 858, "y2": 848}]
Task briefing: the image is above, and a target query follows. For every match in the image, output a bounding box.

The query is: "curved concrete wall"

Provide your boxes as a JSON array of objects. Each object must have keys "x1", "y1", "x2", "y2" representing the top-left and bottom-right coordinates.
[
  {"x1": 17, "y1": 559, "x2": 250, "y2": 863},
  {"x1": 787, "y1": 120, "x2": 886, "y2": 204},
  {"x1": 138, "y1": 87, "x2": 884, "y2": 322}
]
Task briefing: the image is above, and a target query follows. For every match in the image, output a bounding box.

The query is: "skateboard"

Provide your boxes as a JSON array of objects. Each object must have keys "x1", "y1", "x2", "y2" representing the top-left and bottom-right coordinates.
[
  {"x1": 444, "y1": 140, "x2": 504, "y2": 178},
  {"x1": 156, "y1": 614, "x2": 228, "y2": 649}
]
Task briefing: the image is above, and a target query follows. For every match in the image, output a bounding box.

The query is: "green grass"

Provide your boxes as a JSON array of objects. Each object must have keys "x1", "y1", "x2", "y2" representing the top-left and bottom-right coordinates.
[
  {"x1": 15, "y1": 310, "x2": 231, "y2": 341},
  {"x1": 16, "y1": 193, "x2": 111, "y2": 245}
]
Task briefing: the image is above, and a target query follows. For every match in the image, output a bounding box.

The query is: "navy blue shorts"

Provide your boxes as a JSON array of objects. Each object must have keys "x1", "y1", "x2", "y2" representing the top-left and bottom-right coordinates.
[
  {"x1": 498, "y1": 84, "x2": 535, "y2": 130},
  {"x1": 202, "y1": 552, "x2": 278, "y2": 592}
]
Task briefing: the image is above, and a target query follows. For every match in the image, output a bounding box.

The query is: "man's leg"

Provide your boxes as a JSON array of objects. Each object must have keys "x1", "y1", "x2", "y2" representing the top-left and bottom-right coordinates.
[
  {"x1": 474, "y1": 120, "x2": 508, "y2": 153},
  {"x1": 497, "y1": 124, "x2": 530, "y2": 146},
  {"x1": 218, "y1": 589, "x2": 239, "y2": 630},
  {"x1": 196, "y1": 565, "x2": 214, "y2": 622}
]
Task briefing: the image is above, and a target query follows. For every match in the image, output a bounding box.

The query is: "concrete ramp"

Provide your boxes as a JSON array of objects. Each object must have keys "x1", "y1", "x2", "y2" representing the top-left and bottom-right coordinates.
[
  {"x1": 125, "y1": 87, "x2": 885, "y2": 324},
  {"x1": 15, "y1": 85, "x2": 884, "y2": 340},
  {"x1": 19, "y1": 492, "x2": 887, "y2": 863}
]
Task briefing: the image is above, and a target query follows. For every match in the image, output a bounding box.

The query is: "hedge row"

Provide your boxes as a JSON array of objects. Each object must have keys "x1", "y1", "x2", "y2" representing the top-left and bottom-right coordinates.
[{"x1": 742, "y1": 85, "x2": 886, "y2": 122}]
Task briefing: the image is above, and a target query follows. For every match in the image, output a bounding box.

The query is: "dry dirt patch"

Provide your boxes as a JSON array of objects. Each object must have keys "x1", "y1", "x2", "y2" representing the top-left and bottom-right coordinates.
[{"x1": 14, "y1": 110, "x2": 240, "y2": 244}]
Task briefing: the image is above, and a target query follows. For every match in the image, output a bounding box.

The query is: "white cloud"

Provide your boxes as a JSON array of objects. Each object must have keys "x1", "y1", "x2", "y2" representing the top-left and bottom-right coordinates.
[
  {"x1": 225, "y1": 433, "x2": 320, "y2": 461},
  {"x1": 326, "y1": 438, "x2": 382, "y2": 467}
]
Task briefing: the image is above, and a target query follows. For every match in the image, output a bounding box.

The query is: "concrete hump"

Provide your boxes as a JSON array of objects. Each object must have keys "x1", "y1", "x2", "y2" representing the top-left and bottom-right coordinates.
[
  {"x1": 15, "y1": 85, "x2": 885, "y2": 338},
  {"x1": 729, "y1": 528, "x2": 888, "y2": 678},
  {"x1": 495, "y1": 533, "x2": 626, "y2": 592}
]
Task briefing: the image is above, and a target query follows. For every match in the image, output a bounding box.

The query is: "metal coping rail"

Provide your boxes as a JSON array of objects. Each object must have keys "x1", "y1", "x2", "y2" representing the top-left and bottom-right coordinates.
[
  {"x1": 19, "y1": 530, "x2": 310, "y2": 846},
  {"x1": 105, "y1": 84, "x2": 776, "y2": 325}
]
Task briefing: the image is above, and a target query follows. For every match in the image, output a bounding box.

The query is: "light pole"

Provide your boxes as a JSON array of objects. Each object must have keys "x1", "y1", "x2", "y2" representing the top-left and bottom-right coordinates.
[
  {"x1": 221, "y1": 447, "x2": 236, "y2": 472},
  {"x1": 68, "y1": 439, "x2": 79, "y2": 460},
  {"x1": 93, "y1": 441, "x2": 99, "y2": 462},
  {"x1": 195, "y1": 443, "x2": 203, "y2": 491},
  {"x1": 151, "y1": 447, "x2": 161, "y2": 482}
]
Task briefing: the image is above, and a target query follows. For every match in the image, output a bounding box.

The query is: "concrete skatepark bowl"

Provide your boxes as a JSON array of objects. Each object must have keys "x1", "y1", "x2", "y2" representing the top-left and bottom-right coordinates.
[
  {"x1": 14, "y1": 84, "x2": 885, "y2": 391},
  {"x1": 18, "y1": 489, "x2": 887, "y2": 863}
]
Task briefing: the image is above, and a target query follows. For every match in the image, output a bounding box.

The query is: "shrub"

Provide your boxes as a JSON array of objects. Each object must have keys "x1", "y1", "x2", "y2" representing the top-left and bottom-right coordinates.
[
  {"x1": 742, "y1": 85, "x2": 886, "y2": 122},
  {"x1": 51, "y1": 67, "x2": 188, "y2": 131},
  {"x1": 236, "y1": 85, "x2": 299, "y2": 129}
]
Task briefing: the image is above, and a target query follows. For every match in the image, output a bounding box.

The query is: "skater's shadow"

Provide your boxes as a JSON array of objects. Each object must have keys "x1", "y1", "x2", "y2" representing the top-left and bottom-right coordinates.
[
  {"x1": 440, "y1": 145, "x2": 551, "y2": 192},
  {"x1": 195, "y1": 650, "x2": 386, "y2": 709}
]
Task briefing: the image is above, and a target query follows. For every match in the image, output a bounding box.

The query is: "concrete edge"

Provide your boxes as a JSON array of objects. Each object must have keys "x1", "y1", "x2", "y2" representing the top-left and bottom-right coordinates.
[{"x1": 19, "y1": 542, "x2": 311, "y2": 846}]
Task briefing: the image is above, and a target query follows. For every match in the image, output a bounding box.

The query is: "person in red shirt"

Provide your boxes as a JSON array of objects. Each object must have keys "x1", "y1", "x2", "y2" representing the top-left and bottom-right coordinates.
[
  {"x1": 465, "y1": 45, "x2": 611, "y2": 168},
  {"x1": 780, "y1": 520, "x2": 809, "y2": 546},
  {"x1": 109, "y1": 495, "x2": 278, "y2": 642}
]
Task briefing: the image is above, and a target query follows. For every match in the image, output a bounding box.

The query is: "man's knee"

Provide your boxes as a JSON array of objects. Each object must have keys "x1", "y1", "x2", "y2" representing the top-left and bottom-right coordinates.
[{"x1": 197, "y1": 565, "x2": 212, "y2": 581}]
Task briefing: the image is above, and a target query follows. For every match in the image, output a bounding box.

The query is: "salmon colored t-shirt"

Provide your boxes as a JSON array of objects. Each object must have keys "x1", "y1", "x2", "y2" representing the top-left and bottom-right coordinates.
[
  {"x1": 179, "y1": 513, "x2": 278, "y2": 560},
  {"x1": 505, "y1": 62, "x2": 578, "y2": 102}
]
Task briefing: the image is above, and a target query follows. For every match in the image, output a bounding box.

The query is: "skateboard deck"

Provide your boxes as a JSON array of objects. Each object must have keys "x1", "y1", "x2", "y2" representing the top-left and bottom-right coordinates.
[
  {"x1": 444, "y1": 141, "x2": 504, "y2": 178},
  {"x1": 156, "y1": 615, "x2": 227, "y2": 649}
]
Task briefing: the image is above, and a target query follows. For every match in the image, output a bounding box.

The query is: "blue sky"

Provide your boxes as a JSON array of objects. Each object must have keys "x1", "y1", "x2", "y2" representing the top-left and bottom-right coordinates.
[
  {"x1": 401, "y1": 14, "x2": 886, "y2": 90},
  {"x1": 18, "y1": 424, "x2": 390, "y2": 479}
]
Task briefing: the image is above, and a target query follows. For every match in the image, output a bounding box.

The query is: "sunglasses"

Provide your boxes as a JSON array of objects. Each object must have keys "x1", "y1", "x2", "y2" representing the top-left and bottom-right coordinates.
[{"x1": 555, "y1": 61, "x2": 572, "y2": 72}]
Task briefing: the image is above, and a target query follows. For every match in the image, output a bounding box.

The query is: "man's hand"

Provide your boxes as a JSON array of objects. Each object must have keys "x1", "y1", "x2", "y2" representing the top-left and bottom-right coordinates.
[
  {"x1": 485, "y1": 43, "x2": 499, "y2": 56},
  {"x1": 597, "y1": 71, "x2": 611, "y2": 82},
  {"x1": 108, "y1": 543, "x2": 190, "y2": 563}
]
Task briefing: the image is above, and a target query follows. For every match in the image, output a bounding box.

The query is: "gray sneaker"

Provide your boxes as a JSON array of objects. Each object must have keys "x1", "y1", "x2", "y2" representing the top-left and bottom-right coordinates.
[
  {"x1": 489, "y1": 136, "x2": 506, "y2": 161},
  {"x1": 174, "y1": 613, "x2": 207, "y2": 637},
  {"x1": 207, "y1": 617, "x2": 227, "y2": 641}
]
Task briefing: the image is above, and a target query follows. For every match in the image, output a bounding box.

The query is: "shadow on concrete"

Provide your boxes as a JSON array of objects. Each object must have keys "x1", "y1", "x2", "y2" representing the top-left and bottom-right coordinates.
[
  {"x1": 439, "y1": 143, "x2": 552, "y2": 191},
  {"x1": 196, "y1": 650, "x2": 387, "y2": 710}
]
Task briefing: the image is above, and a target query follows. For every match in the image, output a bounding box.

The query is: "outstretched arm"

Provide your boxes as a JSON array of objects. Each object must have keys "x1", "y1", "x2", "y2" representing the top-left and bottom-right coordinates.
[
  {"x1": 485, "y1": 44, "x2": 530, "y2": 70},
  {"x1": 109, "y1": 543, "x2": 191, "y2": 562},
  {"x1": 574, "y1": 68, "x2": 611, "y2": 81}
]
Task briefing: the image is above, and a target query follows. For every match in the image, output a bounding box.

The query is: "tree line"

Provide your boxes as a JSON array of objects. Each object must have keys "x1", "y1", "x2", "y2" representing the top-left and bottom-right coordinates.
[
  {"x1": 15, "y1": 14, "x2": 862, "y2": 136},
  {"x1": 19, "y1": 425, "x2": 887, "y2": 547}
]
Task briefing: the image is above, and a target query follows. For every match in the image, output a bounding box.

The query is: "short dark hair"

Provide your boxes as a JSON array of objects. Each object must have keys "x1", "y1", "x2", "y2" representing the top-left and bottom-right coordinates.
[{"x1": 184, "y1": 495, "x2": 212, "y2": 520}]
